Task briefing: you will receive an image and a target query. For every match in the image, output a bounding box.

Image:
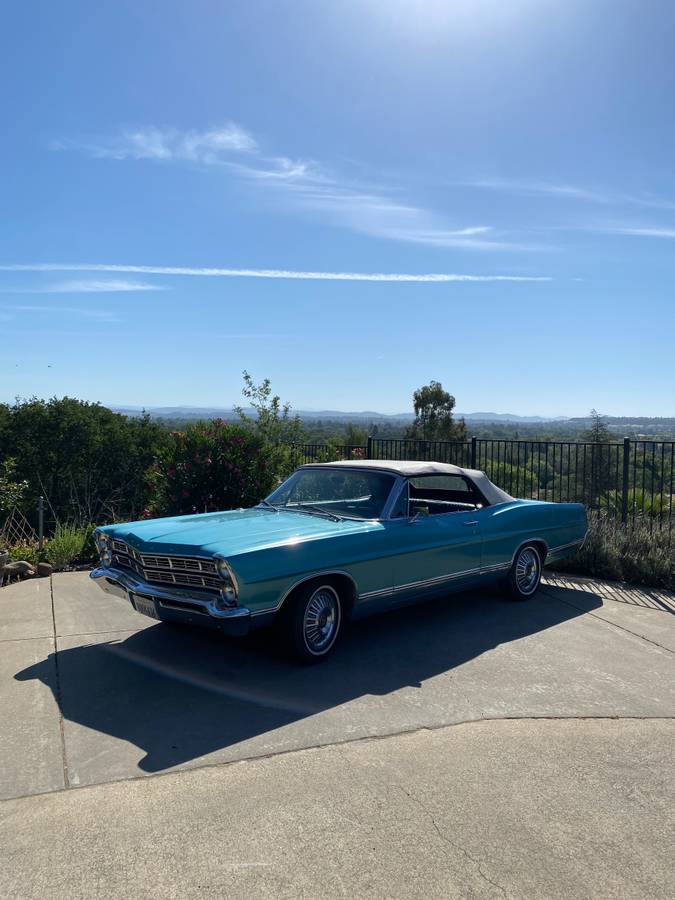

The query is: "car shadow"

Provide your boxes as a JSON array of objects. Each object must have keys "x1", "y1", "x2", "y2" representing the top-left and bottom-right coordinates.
[{"x1": 15, "y1": 586, "x2": 602, "y2": 775}]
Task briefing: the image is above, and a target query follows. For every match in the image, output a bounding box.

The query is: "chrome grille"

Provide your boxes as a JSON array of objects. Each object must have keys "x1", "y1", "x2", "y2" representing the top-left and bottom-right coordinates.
[{"x1": 110, "y1": 539, "x2": 221, "y2": 592}]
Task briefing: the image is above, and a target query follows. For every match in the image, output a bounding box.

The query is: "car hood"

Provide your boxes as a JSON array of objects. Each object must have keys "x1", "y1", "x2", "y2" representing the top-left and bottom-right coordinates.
[{"x1": 102, "y1": 507, "x2": 381, "y2": 558}]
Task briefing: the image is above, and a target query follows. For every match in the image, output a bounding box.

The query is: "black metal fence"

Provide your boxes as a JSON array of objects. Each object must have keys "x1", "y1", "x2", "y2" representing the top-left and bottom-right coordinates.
[{"x1": 289, "y1": 437, "x2": 675, "y2": 535}]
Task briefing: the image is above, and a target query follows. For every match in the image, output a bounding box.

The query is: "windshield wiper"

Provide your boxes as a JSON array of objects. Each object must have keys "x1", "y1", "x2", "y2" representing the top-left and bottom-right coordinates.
[
  {"x1": 258, "y1": 499, "x2": 279, "y2": 510},
  {"x1": 284, "y1": 504, "x2": 343, "y2": 522}
]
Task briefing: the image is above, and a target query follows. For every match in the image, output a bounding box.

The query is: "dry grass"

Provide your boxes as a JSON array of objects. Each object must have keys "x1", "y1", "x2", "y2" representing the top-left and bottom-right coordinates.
[{"x1": 551, "y1": 516, "x2": 674, "y2": 591}]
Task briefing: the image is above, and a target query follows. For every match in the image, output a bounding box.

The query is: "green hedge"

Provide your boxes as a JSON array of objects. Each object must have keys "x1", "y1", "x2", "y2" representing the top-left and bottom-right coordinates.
[{"x1": 147, "y1": 421, "x2": 280, "y2": 517}]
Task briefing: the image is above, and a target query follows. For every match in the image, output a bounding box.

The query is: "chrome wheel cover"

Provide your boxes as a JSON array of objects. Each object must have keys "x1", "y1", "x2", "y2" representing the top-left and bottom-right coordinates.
[
  {"x1": 303, "y1": 585, "x2": 340, "y2": 654},
  {"x1": 515, "y1": 548, "x2": 541, "y2": 595}
]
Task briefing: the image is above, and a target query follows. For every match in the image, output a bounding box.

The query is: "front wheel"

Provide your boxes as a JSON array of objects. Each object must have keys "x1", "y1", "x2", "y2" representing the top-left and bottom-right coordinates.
[
  {"x1": 503, "y1": 544, "x2": 542, "y2": 601},
  {"x1": 282, "y1": 581, "x2": 343, "y2": 663}
]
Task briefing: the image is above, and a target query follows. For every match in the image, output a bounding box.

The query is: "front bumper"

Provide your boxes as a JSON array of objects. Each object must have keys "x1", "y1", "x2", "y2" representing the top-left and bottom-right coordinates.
[{"x1": 90, "y1": 566, "x2": 251, "y2": 636}]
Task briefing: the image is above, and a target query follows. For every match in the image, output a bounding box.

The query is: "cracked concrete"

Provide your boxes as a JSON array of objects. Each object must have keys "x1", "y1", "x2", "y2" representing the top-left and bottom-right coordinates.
[
  {"x1": 1, "y1": 570, "x2": 674, "y2": 897},
  {"x1": 1, "y1": 719, "x2": 673, "y2": 899},
  {"x1": 396, "y1": 781, "x2": 509, "y2": 899}
]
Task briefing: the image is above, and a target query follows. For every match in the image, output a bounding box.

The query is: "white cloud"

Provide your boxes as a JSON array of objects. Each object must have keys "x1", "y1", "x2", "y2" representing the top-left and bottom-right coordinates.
[
  {"x1": 550, "y1": 221, "x2": 675, "y2": 240},
  {"x1": 458, "y1": 177, "x2": 675, "y2": 210},
  {"x1": 52, "y1": 123, "x2": 257, "y2": 163},
  {"x1": 229, "y1": 158, "x2": 529, "y2": 249},
  {"x1": 48, "y1": 279, "x2": 165, "y2": 293},
  {"x1": 459, "y1": 177, "x2": 607, "y2": 203},
  {"x1": 0, "y1": 263, "x2": 551, "y2": 283},
  {"x1": 52, "y1": 122, "x2": 534, "y2": 250},
  {"x1": 0, "y1": 279, "x2": 165, "y2": 293},
  {"x1": 0, "y1": 304, "x2": 120, "y2": 321},
  {"x1": 601, "y1": 225, "x2": 675, "y2": 239}
]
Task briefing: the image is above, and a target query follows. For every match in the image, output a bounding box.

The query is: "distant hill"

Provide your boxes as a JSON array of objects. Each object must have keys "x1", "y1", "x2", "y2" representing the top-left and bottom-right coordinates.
[
  {"x1": 111, "y1": 405, "x2": 568, "y2": 424},
  {"x1": 107, "y1": 406, "x2": 675, "y2": 439},
  {"x1": 458, "y1": 412, "x2": 570, "y2": 423}
]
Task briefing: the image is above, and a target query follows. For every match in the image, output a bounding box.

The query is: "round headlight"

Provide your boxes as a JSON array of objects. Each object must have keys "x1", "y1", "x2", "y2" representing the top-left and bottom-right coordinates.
[
  {"x1": 100, "y1": 549, "x2": 112, "y2": 568},
  {"x1": 214, "y1": 557, "x2": 238, "y2": 608},
  {"x1": 216, "y1": 558, "x2": 232, "y2": 580},
  {"x1": 94, "y1": 530, "x2": 110, "y2": 551},
  {"x1": 216, "y1": 584, "x2": 237, "y2": 609}
]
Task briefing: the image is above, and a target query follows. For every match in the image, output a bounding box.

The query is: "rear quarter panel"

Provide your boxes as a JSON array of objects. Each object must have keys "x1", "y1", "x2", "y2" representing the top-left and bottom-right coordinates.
[{"x1": 480, "y1": 500, "x2": 587, "y2": 570}]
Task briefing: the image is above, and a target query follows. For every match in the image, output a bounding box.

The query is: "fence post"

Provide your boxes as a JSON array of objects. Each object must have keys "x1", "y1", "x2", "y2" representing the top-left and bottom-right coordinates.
[
  {"x1": 470, "y1": 436, "x2": 477, "y2": 469},
  {"x1": 621, "y1": 437, "x2": 630, "y2": 525},
  {"x1": 38, "y1": 496, "x2": 44, "y2": 555},
  {"x1": 366, "y1": 435, "x2": 373, "y2": 459}
]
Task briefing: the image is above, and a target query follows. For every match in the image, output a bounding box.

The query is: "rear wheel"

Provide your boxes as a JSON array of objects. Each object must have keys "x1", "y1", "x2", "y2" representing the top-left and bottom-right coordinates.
[
  {"x1": 281, "y1": 580, "x2": 343, "y2": 663},
  {"x1": 503, "y1": 544, "x2": 542, "y2": 601}
]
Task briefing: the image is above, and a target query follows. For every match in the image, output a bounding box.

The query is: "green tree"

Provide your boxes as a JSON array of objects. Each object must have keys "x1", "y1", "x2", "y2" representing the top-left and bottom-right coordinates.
[
  {"x1": 0, "y1": 458, "x2": 28, "y2": 516},
  {"x1": 581, "y1": 409, "x2": 613, "y2": 505},
  {"x1": 583, "y1": 409, "x2": 611, "y2": 443},
  {"x1": 405, "y1": 381, "x2": 467, "y2": 441},
  {"x1": 1, "y1": 397, "x2": 168, "y2": 527},
  {"x1": 235, "y1": 371, "x2": 304, "y2": 479},
  {"x1": 344, "y1": 422, "x2": 368, "y2": 447},
  {"x1": 235, "y1": 371, "x2": 303, "y2": 444}
]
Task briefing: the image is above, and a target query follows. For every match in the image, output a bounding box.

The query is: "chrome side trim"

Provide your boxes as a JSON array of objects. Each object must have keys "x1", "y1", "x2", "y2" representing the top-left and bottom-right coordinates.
[
  {"x1": 358, "y1": 540, "x2": 553, "y2": 603},
  {"x1": 254, "y1": 535, "x2": 565, "y2": 612},
  {"x1": 358, "y1": 586, "x2": 395, "y2": 601},
  {"x1": 545, "y1": 538, "x2": 584, "y2": 559},
  {"x1": 480, "y1": 561, "x2": 511, "y2": 574},
  {"x1": 249, "y1": 569, "x2": 358, "y2": 618},
  {"x1": 360, "y1": 565, "x2": 484, "y2": 601},
  {"x1": 395, "y1": 567, "x2": 482, "y2": 593}
]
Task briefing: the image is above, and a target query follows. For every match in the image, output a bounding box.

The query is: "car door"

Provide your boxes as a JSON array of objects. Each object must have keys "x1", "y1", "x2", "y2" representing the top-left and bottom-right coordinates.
[{"x1": 388, "y1": 474, "x2": 483, "y2": 601}]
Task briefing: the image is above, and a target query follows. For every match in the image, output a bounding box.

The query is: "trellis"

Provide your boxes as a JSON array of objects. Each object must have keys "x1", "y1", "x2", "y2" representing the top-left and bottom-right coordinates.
[{"x1": 0, "y1": 508, "x2": 37, "y2": 549}]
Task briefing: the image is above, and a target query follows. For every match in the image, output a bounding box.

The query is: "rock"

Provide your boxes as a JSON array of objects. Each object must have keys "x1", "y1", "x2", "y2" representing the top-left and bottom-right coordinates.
[
  {"x1": 1, "y1": 560, "x2": 36, "y2": 586},
  {"x1": 37, "y1": 562, "x2": 54, "y2": 578}
]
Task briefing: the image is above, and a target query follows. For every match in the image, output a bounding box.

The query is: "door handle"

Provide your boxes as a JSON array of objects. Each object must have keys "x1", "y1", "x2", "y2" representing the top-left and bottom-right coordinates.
[{"x1": 463, "y1": 520, "x2": 479, "y2": 526}]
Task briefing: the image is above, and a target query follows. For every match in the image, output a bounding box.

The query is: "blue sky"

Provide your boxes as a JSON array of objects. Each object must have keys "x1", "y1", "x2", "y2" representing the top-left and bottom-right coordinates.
[{"x1": 1, "y1": 0, "x2": 674, "y2": 416}]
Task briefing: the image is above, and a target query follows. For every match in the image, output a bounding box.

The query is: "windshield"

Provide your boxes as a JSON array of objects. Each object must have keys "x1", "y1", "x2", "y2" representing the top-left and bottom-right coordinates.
[{"x1": 264, "y1": 468, "x2": 396, "y2": 520}]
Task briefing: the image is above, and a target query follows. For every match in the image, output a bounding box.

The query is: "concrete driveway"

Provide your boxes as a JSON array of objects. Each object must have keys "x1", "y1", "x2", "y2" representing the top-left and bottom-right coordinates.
[{"x1": 1, "y1": 571, "x2": 673, "y2": 898}]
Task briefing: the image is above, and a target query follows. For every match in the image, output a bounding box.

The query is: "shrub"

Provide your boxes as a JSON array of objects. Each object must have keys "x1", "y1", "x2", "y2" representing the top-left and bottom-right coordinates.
[
  {"x1": 148, "y1": 422, "x2": 279, "y2": 517},
  {"x1": 604, "y1": 489, "x2": 669, "y2": 518},
  {"x1": 45, "y1": 524, "x2": 88, "y2": 570},
  {"x1": 5, "y1": 524, "x2": 100, "y2": 571},
  {"x1": 1, "y1": 397, "x2": 168, "y2": 529},
  {"x1": 78, "y1": 524, "x2": 100, "y2": 564},
  {"x1": 8, "y1": 542, "x2": 42, "y2": 566},
  {"x1": 550, "y1": 516, "x2": 675, "y2": 591}
]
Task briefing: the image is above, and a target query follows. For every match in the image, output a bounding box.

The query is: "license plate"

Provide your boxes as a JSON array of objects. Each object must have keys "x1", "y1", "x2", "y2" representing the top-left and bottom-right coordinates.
[{"x1": 132, "y1": 595, "x2": 160, "y2": 620}]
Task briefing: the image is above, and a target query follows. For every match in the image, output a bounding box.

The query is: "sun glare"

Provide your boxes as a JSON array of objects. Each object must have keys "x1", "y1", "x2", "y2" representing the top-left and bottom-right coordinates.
[{"x1": 365, "y1": 0, "x2": 541, "y2": 42}]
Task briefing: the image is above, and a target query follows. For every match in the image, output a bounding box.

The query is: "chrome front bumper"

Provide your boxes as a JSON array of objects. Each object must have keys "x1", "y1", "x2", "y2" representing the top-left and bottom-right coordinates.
[{"x1": 90, "y1": 566, "x2": 251, "y2": 636}]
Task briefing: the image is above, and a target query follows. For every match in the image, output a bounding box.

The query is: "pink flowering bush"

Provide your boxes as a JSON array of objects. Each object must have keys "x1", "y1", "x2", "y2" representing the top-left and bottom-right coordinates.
[{"x1": 148, "y1": 422, "x2": 277, "y2": 517}]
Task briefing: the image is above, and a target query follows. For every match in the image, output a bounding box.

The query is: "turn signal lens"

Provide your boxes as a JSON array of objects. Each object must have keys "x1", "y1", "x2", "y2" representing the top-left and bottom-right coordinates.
[{"x1": 94, "y1": 530, "x2": 110, "y2": 550}]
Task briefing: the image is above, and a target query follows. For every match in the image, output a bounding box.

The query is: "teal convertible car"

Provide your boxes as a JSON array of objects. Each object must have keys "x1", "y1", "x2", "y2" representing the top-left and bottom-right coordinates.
[{"x1": 91, "y1": 460, "x2": 587, "y2": 661}]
